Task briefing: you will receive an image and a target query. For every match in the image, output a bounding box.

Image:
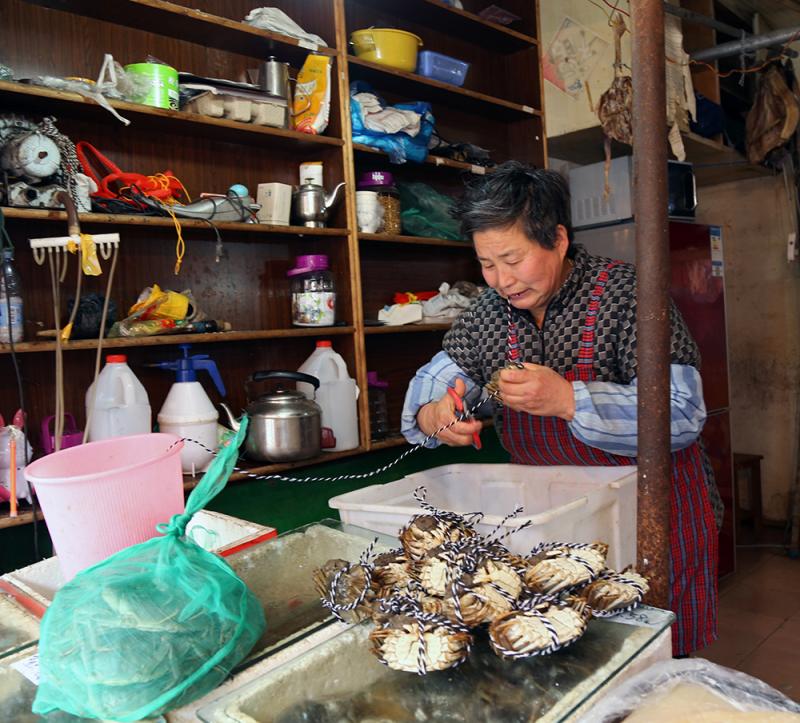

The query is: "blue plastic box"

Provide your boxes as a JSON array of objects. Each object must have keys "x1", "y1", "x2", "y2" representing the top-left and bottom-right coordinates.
[{"x1": 416, "y1": 50, "x2": 469, "y2": 87}]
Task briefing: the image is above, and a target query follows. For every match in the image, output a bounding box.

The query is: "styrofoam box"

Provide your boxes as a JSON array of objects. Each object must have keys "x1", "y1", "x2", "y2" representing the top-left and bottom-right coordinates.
[
  {"x1": 1, "y1": 510, "x2": 275, "y2": 612},
  {"x1": 329, "y1": 463, "x2": 637, "y2": 570}
]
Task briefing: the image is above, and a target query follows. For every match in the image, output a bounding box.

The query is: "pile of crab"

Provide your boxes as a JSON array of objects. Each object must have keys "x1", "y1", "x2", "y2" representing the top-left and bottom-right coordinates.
[{"x1": 313, "y1": 488, "x2": 649, "y2": 676}]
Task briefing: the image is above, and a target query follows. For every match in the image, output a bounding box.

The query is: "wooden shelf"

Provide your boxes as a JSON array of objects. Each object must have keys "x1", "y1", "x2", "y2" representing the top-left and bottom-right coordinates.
[
  {"x1": 354, "y1": 0, "x2": 537, "y2": 50},
  {"x1": 0, "y1": 327, "x2": 356, "y2": 355},
  {"x1": 348, "y1": 57, "x2": 541, "y2": 120},
  {"x1": 368, "y1": 435, "x2": 410, "y2": 451},
  {"x1": 364, "y1": 323, "x2": 452, "y2": 334},
  {"x1": 546, "y1": 126, "x2": 773, "y2": 186},
  {"x1": 352, "y1": 142, "x2": 490, "y2": 175},
  {"x1": 358, "y1": 232, "x2": 471, "y2": 248},
  {"x1": 1, "y1": 207, "x2": 348, "y2": 237},
  {"x1": 24, "y1": 0, "x2": 338, "y2": 66},
  {"x1": 0, "y1": 81, "x2": 344, "y2": 150}
]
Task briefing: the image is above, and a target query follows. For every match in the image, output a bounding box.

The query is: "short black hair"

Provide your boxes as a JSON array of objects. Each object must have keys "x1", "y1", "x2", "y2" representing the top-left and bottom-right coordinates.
[{"x1": 452, "y1": 161, "x2": 574, "y2": 249}]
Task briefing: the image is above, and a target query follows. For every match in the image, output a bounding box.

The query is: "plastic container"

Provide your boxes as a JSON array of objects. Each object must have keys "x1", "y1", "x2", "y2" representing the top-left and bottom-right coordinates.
[
  {"x1": 124, "y1": 62, "x2": 179, "y2": 110},
  {"x1": 367, "y1": 371, "x2": 389, "y2": 441},
  {"x1": 24, "y1": 433, "x2": 185, "y2": 580},
  {"x1": 297, "y1": 340, "x2": 359, "y2": 451},
  {"x1": 287, "y1": 254, "x2": 336, "y2": 327},
  {"x1": 154, "y1": 344, "x2": 226, "y2": 475},
  {"x1": 357, "y1": 171, "x2": 400, "y2": 234},
  {"x1": 0, "y1": 247, "x2": 23, "y2": 344},
  {"x1": 350, "y1": 28, "x2": 423, "y2": 72},
  {"x1": 329, "y1": 463, "x2": 638, "y2": 570},
  {"x1": 416, "y1": 50, "x2": 470, "y2": 87},
  {"x1": 85, "y1": 354, "x2": 152, "y2": 441}
]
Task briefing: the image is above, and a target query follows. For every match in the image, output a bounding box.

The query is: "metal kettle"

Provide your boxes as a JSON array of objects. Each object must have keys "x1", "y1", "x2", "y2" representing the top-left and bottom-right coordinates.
[
  {"x1": 292, "y1": 181, "x2": 346, "y2": 228},
  {"x1": 220, "y1": 371, "x2": 322, "y2": 462}
]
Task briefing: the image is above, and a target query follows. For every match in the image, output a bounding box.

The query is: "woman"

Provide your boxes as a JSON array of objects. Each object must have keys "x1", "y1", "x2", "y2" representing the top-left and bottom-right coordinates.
[{"x1": 401, "y1": 162, "x2": 719, "y2": 655}]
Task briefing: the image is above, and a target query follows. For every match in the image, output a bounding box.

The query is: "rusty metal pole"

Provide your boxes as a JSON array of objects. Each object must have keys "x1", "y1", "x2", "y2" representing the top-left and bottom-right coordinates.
[{"x1": 631, "y1": 0, "x2": 671, "y2": 609}]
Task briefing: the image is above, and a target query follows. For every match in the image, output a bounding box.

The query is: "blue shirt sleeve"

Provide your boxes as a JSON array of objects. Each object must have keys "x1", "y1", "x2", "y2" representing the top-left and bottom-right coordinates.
[
  {"x1": 568, "y1": 363, "x2": 707, "y2": 455},
  {"x1": 401, "y1": 351, "x2": 482, "y2": 447}
]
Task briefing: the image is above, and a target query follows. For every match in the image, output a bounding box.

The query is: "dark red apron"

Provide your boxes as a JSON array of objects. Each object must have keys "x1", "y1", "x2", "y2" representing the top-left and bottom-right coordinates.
[{"x1": 501, "y1": 262, "x2": 718, "y2": 655}]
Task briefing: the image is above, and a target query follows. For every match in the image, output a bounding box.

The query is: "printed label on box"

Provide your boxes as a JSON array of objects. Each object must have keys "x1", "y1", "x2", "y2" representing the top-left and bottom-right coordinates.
[
  {"x1": 710, "y1": 225, "x2": 724, "y2": 277},
  {"x1": 12, "y1": 652, "x2": 40, "y2": 685}
]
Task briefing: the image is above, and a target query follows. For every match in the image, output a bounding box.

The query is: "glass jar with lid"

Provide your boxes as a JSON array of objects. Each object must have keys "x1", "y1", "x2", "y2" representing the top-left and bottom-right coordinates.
[
  {"x1": 287, "y1": 254, "x2": 336, "y2": 327},
  {"x1": 357, "y1": 171, "x2": 401, "y2": 235}
]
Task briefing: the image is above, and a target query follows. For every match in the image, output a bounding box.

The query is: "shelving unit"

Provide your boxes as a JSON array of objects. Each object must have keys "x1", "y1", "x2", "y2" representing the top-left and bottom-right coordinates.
[
  {"x1": 547, "y1": 126, "x2": 771, "y2": 186},
  {"x1": 0, "y1": 0, "x2": 545, "y2": 529}
]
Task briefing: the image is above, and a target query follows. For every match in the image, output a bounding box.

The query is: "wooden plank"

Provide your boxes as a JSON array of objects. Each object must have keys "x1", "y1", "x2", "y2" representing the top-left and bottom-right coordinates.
[
  {"x1": 1, "y1": 207, "x2": 348, "y2": 237},
  {"x1": 348, "y1": 57, "x2": 541, "y2": 119},
  {"x1": 358, "y1": 233, "x2": 469, "y2": 248},
  {"x1": 546, "y1": 126, "x2": 771, "y2": 186},
  {"x1": 0, "y1": 80, "x2": 344, "y2": 149},
  {"x1": 353, "y1": 143, "x2": 489, "y2": 174},
  {"x1": 23, "y1": 0, "x2": 338, "y2": 66},
  {"x1": 364, "y1": 324, "x2": 452, "y2": 334},
  {"x1": 0, "y1": 328, "x2": 356, "y2": 355}
]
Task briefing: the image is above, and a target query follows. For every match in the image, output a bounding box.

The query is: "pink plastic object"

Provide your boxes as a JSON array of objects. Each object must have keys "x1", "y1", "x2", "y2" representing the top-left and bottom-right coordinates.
[
  {"x1": 24, "y1": 433, "x2": 185, "y2": 580},
  {"x1": 40, "y1": 414, "x2": 84, "y2": 455}
]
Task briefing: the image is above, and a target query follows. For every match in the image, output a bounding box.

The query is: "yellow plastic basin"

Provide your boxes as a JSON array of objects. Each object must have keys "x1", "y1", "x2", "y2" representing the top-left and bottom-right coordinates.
[{"x1": 351, "y1": 28, "x2": 423, "y2": 72}]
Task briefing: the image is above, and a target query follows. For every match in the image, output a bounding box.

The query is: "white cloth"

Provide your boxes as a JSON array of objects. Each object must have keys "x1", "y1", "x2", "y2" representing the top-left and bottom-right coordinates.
[
  {"x1": 353, "y1": 92, "x2": 422, "y2": 136},
  {"x1": 243, "y1": 8, "x2": 327, "y2": 47},
  {"x1": 378, "y1": 303, "x2": 423, "y2": 325}
]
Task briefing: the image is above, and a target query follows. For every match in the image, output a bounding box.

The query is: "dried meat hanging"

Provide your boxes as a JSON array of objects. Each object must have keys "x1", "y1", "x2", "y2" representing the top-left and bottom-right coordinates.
[{"x1": 597, "y1": 13, "x2": 632, "y2": 197}]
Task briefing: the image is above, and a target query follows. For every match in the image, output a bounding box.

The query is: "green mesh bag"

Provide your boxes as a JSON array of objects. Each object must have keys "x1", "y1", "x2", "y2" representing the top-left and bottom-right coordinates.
[{"x1": 32, "y1": 419, "x2": 265, "y2": 721}]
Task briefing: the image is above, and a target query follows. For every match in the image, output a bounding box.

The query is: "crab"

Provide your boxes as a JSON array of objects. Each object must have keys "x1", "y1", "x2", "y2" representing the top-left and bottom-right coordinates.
[
  {"x1": 524, "y1": 542, "x2": 608, "y2": 595},
  {"x1": 369, "y1": 614, "x2": 471, "y2": 674},
  {"x1": 370, "y1": 550, "x2": 413, "y2": 593},
  {"x1": 312, "y1": 558, "x2": 374, "y2": 622},
  {"x1": 399, "y1": 514, "x2": 474, "y2": 561},
  {"x1": 580, "y1": 569, "x2": 649, "y2": 616},
  {"x1": 488, "y1": 600, "x2": 590, "y2": 659},
  {"x1": 484, "y1": 362, "x2": 526, "y2": 402}
]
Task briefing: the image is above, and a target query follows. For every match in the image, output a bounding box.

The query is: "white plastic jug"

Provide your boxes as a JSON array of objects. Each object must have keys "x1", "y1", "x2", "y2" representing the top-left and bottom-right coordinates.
[
  {"x1": 85, "y1": 354, "x2": 152, "y2": 441},
  {"x1": 297, "y1": 340, "x2": 359, "y2": 451}
]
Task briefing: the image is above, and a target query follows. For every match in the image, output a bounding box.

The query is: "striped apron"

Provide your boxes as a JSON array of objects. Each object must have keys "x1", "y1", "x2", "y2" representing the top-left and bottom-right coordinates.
[{"x1": 501, "y1": 262, "x2": 718, "y2": 655}]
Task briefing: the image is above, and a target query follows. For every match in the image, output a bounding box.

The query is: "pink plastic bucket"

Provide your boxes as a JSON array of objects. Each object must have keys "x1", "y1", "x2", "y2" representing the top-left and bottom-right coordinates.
[{"x1": 25, "y1": 433, "x2": 185, "y2": 580}]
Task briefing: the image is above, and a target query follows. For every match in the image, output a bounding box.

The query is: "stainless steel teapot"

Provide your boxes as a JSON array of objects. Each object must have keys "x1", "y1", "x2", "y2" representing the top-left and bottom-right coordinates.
[
  {"x1": 292, "y1": 181, "x2": 346, "y2": 228},
  {"x1": 220, "y1": 371, "x2": 321, "y2": 462}
]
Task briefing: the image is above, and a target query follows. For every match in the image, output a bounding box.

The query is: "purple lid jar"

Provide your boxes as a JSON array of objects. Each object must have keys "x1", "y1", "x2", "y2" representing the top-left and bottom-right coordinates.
[
  {"x1": 357, "y1": 171, "x2": 396, "y2": 191},
  {"x1": 287, "y1": 254, "x2": 335, "y2": 326},
  {"x1": 287, "y1": 254, "x2": 329, "y2": 277}
]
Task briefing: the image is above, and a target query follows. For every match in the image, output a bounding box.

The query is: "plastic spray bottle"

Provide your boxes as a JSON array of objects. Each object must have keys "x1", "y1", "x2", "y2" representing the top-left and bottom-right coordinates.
[{"x1": 153, "y1": 345, "x2": 226, "y2": 475}]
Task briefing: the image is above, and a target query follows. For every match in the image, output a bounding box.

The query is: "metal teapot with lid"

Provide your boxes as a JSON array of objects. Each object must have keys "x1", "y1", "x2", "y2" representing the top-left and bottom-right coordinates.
[
  {"x1": 292, "y1": 181, "x2": 346, "y2": 228},
  {"x1": 220, "y1": 371, "x2": 322, "y2": 462}
]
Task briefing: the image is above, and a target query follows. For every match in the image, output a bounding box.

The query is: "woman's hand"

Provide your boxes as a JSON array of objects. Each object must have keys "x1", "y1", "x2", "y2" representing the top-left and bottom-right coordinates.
[
  {"x1": 498, "y1": 363, "x2": 576, "y2": 420},
  {"x1": 416, "y1": 377, "x2": 483, "y2": 446}
]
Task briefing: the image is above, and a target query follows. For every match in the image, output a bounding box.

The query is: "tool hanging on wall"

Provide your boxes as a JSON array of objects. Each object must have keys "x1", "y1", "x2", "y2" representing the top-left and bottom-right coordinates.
[{"x1": 29, "y1": 193, "x2": 121, "y2": 450}]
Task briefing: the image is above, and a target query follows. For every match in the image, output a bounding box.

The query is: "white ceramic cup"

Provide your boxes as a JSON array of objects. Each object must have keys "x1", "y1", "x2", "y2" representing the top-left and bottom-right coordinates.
[
  {"x1": 356, "y1": 190, "x2": 383, "y2": 233},
  {"x1": 256, "y1": 182, "x2": 293, "y2": 225}
]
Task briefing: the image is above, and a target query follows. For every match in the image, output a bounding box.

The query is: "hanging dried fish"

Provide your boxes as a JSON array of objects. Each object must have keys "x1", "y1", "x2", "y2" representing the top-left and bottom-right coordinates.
[{"x1": 596, "y1": 13, "x2": 632, "y2": 196}]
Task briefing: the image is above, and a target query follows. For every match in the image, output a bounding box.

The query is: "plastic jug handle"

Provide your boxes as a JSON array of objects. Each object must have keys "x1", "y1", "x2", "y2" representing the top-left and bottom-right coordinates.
[{"x1": 119, "y1": 372, "x2": 137, "y2": 406}]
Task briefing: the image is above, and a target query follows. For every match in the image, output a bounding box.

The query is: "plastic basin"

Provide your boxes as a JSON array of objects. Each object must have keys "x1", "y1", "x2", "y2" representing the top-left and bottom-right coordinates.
[
  {"x1": 351, "y1": 28, "x2": 422, "y2": 72},
  {"x1": 25, "y1": 433, "x2": 185, "y2": 580}
]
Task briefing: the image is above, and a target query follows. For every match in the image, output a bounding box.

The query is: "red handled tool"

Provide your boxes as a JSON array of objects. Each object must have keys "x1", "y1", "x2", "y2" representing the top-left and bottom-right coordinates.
[{"x1": 447, "y1": 387, "x2": 482, "y2": 450}]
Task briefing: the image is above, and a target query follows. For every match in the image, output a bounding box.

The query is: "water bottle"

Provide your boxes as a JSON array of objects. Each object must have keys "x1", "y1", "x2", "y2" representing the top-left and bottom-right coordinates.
[
  {"x1": 85, "y1": 354, "x2": 152, "y2": 441},
  {"x1": 0, "y1": 248, "x2": 24, "y2": 343},
  {"x1": 297, "y1": 340, "x2": 359, "y2": 451}
]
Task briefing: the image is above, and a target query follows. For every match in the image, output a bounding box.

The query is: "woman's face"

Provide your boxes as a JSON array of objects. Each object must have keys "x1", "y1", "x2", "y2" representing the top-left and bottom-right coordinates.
[{"x1": 474, "y1": 223, "x2": 569, "y2": 322}]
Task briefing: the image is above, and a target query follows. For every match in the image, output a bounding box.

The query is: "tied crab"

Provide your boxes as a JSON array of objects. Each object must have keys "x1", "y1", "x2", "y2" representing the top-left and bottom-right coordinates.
[
  {"x1": 525, "y1": 542, "x2": 608, "y2": 595},
  {"x1": 488, "y1": 599, "x2": 590, "y2": 659},
  {"x1": 312, "y1": 558, "x2": 374, "y2": 623},
  {"x1": 442, "y1": 557, "x2": 523, "y2": 626},
  {"x1": 370, "y1": 613, "x2": 471, "y2": 674},
  {"x1": 371, "y1": 550, "x2": 413, "y2": 597},
  {"x1": 399, "y1": 514, "x2": 474, "y2": 562},
  {"x1": 484, "y1": 362, "x2": 525, "y2": 403},
  {"x1": 581, "y1": 568, "x2": 650, "y2": 616}
]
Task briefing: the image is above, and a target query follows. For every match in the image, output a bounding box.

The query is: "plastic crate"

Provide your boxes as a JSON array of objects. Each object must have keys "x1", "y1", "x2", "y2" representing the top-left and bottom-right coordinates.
[
  {"x1": 329, "y1": 463, "x2": 637, "y2": 570},
  {"x1": 416, "y1": 50, "x2": 469, "y2": 87}
]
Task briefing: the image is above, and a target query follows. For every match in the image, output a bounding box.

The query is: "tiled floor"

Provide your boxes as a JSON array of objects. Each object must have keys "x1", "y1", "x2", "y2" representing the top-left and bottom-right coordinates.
[{"x1": 696, "y1": 544, "x2": 800, "y2": 701}]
